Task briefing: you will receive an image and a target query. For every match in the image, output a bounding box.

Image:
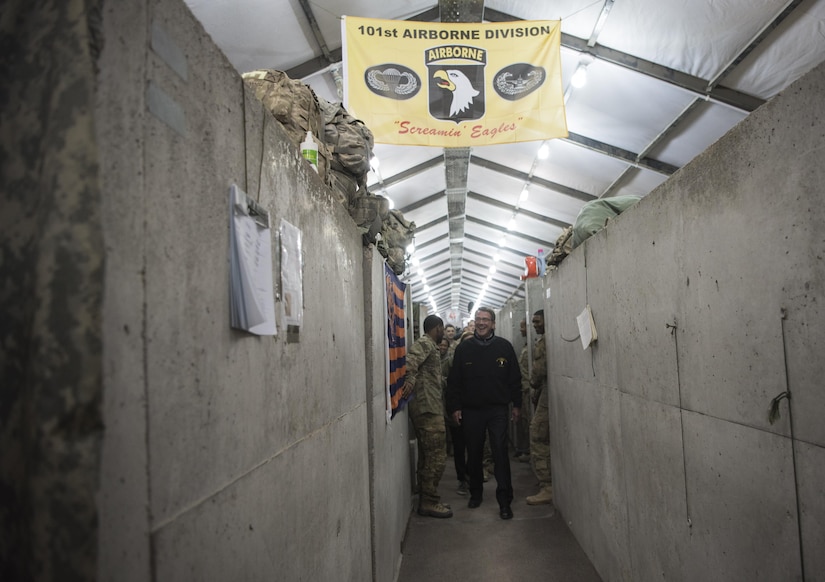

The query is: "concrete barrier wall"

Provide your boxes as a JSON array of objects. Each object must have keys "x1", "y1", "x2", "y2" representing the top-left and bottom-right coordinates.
[
  {"x1": 93, "y1": 0, "x2": 410, "y2": 580},
  {"x1": 545, "y1": 60, "x2": 825, "y2": 581}
]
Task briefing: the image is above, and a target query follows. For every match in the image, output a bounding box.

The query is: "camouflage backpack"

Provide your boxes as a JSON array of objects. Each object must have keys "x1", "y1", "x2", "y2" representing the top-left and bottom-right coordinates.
[
  {"x1": 349, "y1": 194, "x2": 389, "y2": 245},
  {"x1": 547, "y1": 226, "x2": 573, "y2": 269},
  {"x1": 379, "y1": 209, "x2": 415, "y2": 275},
  {"x1": 242, "y1": 69, "x2": 331, "y2": 181},
  {"x1": 318, "y1": 97, "x2": 375, "y2": 205}
]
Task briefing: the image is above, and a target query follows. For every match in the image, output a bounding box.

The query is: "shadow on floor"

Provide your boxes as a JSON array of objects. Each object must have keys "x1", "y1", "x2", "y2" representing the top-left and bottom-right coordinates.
[{"x1": 396, "y1": 454, "x2": 603, "y2": 582}]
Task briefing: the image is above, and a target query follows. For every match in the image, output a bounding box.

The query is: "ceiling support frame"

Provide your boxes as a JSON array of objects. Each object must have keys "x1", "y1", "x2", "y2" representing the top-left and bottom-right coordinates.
[{"x1": 440, "y1": 0, "x2": 485, "y2": 314}]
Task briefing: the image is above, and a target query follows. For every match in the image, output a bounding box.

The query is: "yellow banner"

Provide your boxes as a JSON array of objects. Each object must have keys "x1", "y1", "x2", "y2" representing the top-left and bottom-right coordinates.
[{"x1": 342, "y1": 16, "x2": 568, "y2": 147}]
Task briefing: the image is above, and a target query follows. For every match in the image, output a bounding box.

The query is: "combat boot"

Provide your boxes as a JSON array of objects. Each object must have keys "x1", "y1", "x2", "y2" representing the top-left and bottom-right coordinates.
[
  {"x1": 526, "y1": 485, "x2": 553, "y2": 505},
  {"x1": 418, "y1": 500, "x2": 453, "y2": 518}
]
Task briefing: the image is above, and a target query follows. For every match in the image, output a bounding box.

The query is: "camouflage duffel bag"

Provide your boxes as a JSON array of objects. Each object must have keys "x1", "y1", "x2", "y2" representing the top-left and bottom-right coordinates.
[
  {"x1": 243, "y1": 69, "x2": 330, "y2": 180},
  {"x1": 349, "y1": 194, "x2": 389, "y2": 244},
  {"x1": 380, "y1": 209, "x2": 415, "y2": 275},
  {"x1": 319, "y1": 97, "x2": 374, "y2": 204}
]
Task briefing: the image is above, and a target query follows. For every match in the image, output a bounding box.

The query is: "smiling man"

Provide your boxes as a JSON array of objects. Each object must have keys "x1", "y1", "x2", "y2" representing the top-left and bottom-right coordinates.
[{"x1": 446, "y1": 307, "x2": 522, "y2": 520}]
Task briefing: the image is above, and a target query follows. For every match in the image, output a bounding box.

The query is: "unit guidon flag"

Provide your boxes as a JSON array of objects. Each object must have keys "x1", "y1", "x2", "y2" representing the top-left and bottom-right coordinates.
[
  {"x1": 342, "y1": 16, "x2": 568, "y2": 147},
  {"x1": 385, "y1": 263, "x2": 409, "y2": 420}
]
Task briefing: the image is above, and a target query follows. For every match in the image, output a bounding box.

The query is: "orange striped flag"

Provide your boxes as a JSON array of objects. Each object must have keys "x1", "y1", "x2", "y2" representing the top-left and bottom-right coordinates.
[{"x1": 385, "y1": 263, "x2": 408, "y2": 418}]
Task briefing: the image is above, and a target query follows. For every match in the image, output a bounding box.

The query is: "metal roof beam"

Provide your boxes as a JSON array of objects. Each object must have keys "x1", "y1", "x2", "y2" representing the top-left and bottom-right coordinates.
[
  {"x1": 399, "y1": 190, "x2": 445, "y2": 214},
  {"x1": 369, "y1": 156, "x2": 443, "y2": 191},
  {"x1": 468, "y1": 191, "x2": 571, "y2": 229},
  {"x1": 464, "y1": 232, "x2": 530, "y2": 258},
  {"x1": 470, "y1": 155, "x2": 596, "y2": 202},
  {"x1": 466, "y1": 216, "x2": 555, "y2": 249},
  {"x1": 482, "y1": 7, "x2": 766, "y2": 112}
]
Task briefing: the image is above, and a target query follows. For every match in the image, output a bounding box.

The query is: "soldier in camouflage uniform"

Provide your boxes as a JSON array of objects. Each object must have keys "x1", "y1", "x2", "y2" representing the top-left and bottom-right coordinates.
[
  {"x1": 527, "y1": 310, "x2": 553, "y2": 505},
  {"x1": 404, "y1": 315, "x2": 452, "y2": 518},
  {"x1": 515, "y1": 319, "x2": 532, "y2": 459}
]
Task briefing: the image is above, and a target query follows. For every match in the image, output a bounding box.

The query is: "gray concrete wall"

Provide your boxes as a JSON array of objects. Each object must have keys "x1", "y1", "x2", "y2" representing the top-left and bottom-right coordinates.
[
  {"x1": 96, "y1": 0, "x2": 414, "y2": 577},
  {"x1": 363, "y1": 249, "x2": 413, "y2": 582},
  {"x1": 545, "y1": 60, "x2": 825, "y2": 581}
]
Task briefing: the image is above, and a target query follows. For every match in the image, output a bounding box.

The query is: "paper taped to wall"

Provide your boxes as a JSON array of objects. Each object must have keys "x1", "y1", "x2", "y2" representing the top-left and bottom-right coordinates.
[
  {"x1": 229, "y1": 184, "x2": 277, "y2": 336},
  {"x1": 576, "y1": 305, "x2": 597, "y2": 349}
]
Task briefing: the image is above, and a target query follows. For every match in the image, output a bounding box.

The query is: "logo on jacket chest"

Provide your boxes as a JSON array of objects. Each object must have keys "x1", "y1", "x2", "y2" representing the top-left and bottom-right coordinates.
[{"x1": 496, "y1": 357, "x2": 507, "y2": 367}]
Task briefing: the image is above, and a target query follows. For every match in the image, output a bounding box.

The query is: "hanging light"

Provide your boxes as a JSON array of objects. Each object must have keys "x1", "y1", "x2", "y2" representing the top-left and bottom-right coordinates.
[
  {"x1": 537, "y1": 142, "x2": 550, "y2": 159},
  {"x1": 571, "y1": 62, "x2": 589, "y2": 88},
  {"x1": 519, "y1": 185, "x2": 530, "y2": 204}
]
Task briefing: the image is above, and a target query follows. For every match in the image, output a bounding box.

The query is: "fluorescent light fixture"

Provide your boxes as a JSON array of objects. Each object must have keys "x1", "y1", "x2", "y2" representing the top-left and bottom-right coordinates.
[
  {"x1": 519, "y1": 186, "x2": 529, "y2": 204},
  {"x1": 406, "y1": 242, "x2": 415, "y2": 254},
  {"x1": 507, "y1": 216, "x2": 517, "y2": 231},
  {"x1": 537, "y1": 142, "x2": 550, "y2": 159},
  {"x1": 571, "y1": 63, "x2": 589, "y2": 88}
]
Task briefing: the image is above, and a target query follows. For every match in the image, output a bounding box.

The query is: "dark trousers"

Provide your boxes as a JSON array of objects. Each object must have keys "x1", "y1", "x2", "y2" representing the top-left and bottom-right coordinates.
[
  {"x1": 448, "y1": 424, "x2": 467, "y2": 482},
  {"x1": 462, "y1": 405, "x2": 513, "y2": 508}
]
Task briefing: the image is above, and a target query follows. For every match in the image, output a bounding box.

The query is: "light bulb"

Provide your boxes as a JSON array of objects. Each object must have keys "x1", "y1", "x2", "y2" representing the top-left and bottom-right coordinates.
[{"x1": 571, "y1": 64, "x2": 588, "y2": 88}]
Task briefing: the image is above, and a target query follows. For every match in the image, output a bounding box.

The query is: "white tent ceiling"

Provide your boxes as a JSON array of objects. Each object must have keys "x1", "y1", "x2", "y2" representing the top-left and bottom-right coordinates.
[{"x1": 185, "y1": 0, "x2": 825, "y2": 324}]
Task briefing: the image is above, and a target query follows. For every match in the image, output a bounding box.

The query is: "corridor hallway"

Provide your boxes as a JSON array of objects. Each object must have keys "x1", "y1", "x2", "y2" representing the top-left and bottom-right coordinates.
[{"x1": 397, "y1": 455, "x2": 603, "y2": 581}]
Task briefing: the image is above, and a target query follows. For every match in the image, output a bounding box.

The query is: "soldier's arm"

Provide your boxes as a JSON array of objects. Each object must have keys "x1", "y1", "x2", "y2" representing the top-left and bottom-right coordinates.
[{"x1": 403, "y1": 338, "x2": 432, "y2": 397}]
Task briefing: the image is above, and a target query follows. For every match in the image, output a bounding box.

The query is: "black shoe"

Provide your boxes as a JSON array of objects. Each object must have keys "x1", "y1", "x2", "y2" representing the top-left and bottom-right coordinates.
[
  {"x1": 468, "y1": 498, "x2": 482, "y2": 509},
  {"x1": 499, "y1": 506, "x2": 513, "y2": 520}
]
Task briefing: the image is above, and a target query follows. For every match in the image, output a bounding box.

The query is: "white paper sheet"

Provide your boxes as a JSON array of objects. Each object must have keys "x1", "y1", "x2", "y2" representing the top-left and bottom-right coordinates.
[{"x1": 229, "y1": 184, "x2": 277, "y2": 336}]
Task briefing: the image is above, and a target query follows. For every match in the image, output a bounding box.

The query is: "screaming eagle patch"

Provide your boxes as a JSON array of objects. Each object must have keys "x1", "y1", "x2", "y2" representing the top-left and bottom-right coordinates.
[{"x1": 426, "y1": 45, "x2": 486, "y2": 123}]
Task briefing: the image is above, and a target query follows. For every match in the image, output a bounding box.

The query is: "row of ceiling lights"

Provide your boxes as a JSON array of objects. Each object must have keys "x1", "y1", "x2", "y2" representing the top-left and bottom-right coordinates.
[{"x1": 369, "y1": 56, "x2": 593, "y2": 321}]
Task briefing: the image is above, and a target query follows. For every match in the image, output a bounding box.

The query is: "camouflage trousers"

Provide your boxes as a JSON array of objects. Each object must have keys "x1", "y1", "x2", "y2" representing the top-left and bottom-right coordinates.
[
  {"x1": 515, "y1": 388, "x2": 532, "y2": 453},
  {"x1": 530, "y1": 388, "x2": 552, "y2": 487},
  {"x1": 410, "y1": 411, "x2": 447, "y2": 503}
]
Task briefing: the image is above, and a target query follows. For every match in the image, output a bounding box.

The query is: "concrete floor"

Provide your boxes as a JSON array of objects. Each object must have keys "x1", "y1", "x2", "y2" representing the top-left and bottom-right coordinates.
[{"x1": 397, "y1": 454, "x2": 603, "y2": 582}]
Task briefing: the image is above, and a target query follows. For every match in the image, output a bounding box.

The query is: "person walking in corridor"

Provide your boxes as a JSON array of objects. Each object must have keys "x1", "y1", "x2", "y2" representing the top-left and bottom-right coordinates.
[
  {"x1": 526, "y1": 309, "x2": 553, "y2": 505},
  {"x1": 404, "y1": 314, "x2": 452, "y2": 518},
  {"x1": 446, "y1": 307, "x2": 522, "y2": 520}
]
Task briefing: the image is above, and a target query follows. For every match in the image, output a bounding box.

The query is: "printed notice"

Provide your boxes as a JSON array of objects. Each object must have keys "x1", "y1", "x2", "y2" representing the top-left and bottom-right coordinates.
[
  {"x1": 576, "y1": 305, "x2": 597, "y2": 350},
  {"x1": 229, "y1": 184, "x2": 277, "y2": 335}
]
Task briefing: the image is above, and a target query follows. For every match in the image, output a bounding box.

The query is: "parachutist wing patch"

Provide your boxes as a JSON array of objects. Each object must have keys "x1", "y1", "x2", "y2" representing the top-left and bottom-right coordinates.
[
  {"x1": 493, "y1": 64, "x2": 545, "y2": 101},
  {"x1": 365, "y1": 65, "x2": 421, "y2": 100}
]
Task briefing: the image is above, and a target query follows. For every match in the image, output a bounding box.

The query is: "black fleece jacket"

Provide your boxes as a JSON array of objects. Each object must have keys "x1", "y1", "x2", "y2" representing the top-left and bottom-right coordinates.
[{"x1": 446, "y1": 332, "x2": 522, "y2": 413}]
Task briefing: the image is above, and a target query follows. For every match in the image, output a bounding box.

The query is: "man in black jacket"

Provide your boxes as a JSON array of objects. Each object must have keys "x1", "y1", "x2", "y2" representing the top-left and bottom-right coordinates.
[{"x1": 446, "y1": 307, "x2": 522, "y2": 520}]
